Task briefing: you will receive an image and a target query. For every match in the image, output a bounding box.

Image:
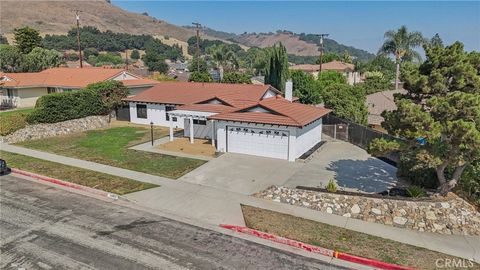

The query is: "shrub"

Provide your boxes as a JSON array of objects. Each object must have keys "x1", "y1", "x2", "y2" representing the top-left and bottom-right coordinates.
[
  {"x1": 27, "y1": 89, "x2": 106, "y2": 124},
  {"x1": 188, "y1": 71, "x2": 212, "y2": 82},
  {"x1": 326, "y1": 179, "x2": 337, "y2": 193},
  {"x1": 0, "y1": 113, "x2": 28, "y2": 135},
  {"x1": 221, "y1": 72, "x2": 252, "y2": 84},
  {"x1": 406, "y1": 185, "x2": 426, "y2": 198}
]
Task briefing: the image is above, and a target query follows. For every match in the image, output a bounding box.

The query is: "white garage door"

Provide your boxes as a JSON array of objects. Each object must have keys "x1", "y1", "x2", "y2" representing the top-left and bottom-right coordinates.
[{"x1": 227, "y1": 126, "x2": 289, "y2": 160}]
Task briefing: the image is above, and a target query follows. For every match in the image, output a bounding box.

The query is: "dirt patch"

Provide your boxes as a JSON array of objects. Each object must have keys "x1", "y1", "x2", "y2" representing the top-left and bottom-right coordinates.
[
  {"x1": 241, "y1": 205, "x2": 477, "y2": 270},
  {"x1": 158, "y1": 138, "x2": 216, "y2": 157}
]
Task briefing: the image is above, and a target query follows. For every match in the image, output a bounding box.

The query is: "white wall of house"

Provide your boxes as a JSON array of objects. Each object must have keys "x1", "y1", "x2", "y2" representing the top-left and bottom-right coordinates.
[
  {"x1": 184, "y1": 119, "x2": 214, "y2": 139},
  {"x1": 261, "y1": 88, "x2": 278, "y2": 99},
  {"x1": 294, "y1": 118, "x2": 322, "y2": 158},
  {"x1": 112, "y1": 71, "x2": 139, "y2": 81},
  {"x1": 129, "y1": 102, "x2": 184, "y2": 128},
  {"x1": 215, "y1": 121, "x2": 297, "y2": 161},
  {"x1": 0, "y1": 87, "x2": 48, "y2": 108}
]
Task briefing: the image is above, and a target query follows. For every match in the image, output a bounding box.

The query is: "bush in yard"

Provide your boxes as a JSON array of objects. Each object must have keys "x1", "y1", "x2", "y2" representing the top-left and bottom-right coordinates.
[
  {"x1": 27, "y1": 89, "x2": 105, "y2": 123},
  {"x1": 406, "y1": 185, "x2": 426, "y2": 198},
  {"x1": 0, "y1": 113, "x2": 28, "y2": 135},
  {"x1": 326, "y1": 179, "x2": 337, "y2": 193},
  {"x1": 85, "y1": 81, "x2": 129, "y2": 115}
]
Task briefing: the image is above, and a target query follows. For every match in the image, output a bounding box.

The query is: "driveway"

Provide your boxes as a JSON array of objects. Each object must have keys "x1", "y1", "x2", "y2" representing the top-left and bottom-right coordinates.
[
  {"x1": 285, "y1": 140, "x2": 398, "y2": 193},
  {"x1": 179, "y1": 153, "x2": 303, "y2": 195}
]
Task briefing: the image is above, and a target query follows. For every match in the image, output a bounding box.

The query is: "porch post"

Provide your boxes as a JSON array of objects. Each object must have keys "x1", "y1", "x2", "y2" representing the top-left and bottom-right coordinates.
[
  {"x1": 211, "y1": 120, "x2": 215, "y2": 147},
  {"x1": 169, "y1": 115, "x2": 174, "y2": 142},
  {"x1": 189, "y1": 116, "x2": 194, "y2": 144}
]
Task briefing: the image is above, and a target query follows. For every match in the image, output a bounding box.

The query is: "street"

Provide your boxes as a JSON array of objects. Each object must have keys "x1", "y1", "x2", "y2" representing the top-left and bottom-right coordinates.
[{"x1": 0, "y1": 175, "x2": 347, "y2": 270}]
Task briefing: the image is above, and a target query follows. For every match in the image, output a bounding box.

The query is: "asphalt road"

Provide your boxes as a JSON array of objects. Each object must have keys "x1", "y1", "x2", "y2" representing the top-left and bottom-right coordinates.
[{"x1": 0, "y1": 174, "x2": 348, "y2": 270}]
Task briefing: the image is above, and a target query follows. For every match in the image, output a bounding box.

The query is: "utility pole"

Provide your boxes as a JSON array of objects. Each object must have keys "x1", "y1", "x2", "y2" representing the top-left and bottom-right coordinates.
[
  {"x1": 317, "y1": 33, "x2": 329, "y2": 73},
  {"x1": 74, "y1": 10, "x2": 83, "y2": 68},
  {"x1": 192, "y1": 22, "x2": 202, "y2": 72},
  {"x1": 125, "y1": 50, "x2": 128, "y2": 70}
]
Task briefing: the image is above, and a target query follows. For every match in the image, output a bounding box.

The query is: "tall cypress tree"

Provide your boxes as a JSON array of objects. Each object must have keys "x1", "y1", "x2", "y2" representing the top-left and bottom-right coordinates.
[{"x1": 264, "y1": 43, "x2": 289, "y2": 92}]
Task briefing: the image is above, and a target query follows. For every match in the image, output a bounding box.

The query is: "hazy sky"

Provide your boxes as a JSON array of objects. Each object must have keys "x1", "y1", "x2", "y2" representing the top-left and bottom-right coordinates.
[{"x1": 113, "y1": 1, "x2": 480, "y2": 53}]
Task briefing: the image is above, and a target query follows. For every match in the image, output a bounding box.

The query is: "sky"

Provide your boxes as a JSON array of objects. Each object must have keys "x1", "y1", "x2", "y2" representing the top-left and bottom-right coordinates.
[{"x1": 113, "y1": 1, "x2": 480, "y2": 53}]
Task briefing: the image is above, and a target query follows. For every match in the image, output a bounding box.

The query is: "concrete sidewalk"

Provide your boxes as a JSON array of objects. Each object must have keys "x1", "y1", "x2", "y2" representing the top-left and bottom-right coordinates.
[{"x1": 2, "y1": 142, "x2": 479, "y2": 262}]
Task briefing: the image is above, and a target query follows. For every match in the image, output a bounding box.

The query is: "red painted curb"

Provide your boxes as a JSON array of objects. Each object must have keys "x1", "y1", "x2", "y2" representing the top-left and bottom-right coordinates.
[
  {"x1": 11, "y1": 168, "x2": 120, "y2": 200},
  {"x1": 220, "y1": 224, "x2": 416, "y2": 270}
]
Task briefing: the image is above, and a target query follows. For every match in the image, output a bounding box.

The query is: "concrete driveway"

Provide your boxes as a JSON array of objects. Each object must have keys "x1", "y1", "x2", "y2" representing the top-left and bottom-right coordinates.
[
  {"x1": 179, "y1": 153, "x2": 303, "y2": 195},
  {"x1": 285, "y1": 140, "x2": 398, "y2": 193}
]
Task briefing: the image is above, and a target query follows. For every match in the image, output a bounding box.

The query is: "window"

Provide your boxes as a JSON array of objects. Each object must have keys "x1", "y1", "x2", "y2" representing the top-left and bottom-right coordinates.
[
  {"x1": 193, "y1": 119, "x2": 207, "y2": 125},
  {"x1": 6, "y1": 89, "x2": 16, "y2": 98},
  {"x1": 165, "y1": 105, "x2": 175, "y2": 121},
  {"x1": 47, "y1": 87, "x2": 56, "y2": 94},
  {"x1": 136, "y1": 104, "x2": 147, "y2": 119},
  {"x1": 172, "y1": 117, "x2": 177, "y2": 122}
]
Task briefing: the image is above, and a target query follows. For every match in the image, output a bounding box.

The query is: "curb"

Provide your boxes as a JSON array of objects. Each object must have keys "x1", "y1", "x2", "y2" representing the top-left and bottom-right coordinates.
[
  {"x1": 11, "y1": 168, "x2": 125, "y2": 201},
  {"x1": 220, "y1": 224, "x2": 416, "y2": 270}
]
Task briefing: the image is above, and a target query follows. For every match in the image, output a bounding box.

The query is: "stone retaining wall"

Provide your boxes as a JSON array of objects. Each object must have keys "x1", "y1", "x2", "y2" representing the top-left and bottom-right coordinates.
[
  {"x1": 255, "y1": 186, "x2": 480, "y2": 236},
  {"x1": 1, "y1": 115, "x2": 109, "y2": 144}
]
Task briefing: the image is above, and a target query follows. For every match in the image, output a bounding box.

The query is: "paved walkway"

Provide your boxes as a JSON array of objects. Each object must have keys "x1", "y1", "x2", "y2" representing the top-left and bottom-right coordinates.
[{"x1": 2, "y1": 142, "x2": 479, "y2": 262}]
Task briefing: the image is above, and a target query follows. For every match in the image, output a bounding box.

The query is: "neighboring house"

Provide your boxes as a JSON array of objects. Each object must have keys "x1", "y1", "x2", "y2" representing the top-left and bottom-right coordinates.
[
  {"x1": 289, "y1": 60, "x2": 361, "y2": 85},
  {"x1": 366, "y1": 89, "x2": 407, "y2": 132},
  {"x1": 251, "y1": 75, "x2": 265, "y2": 85},
  {"x1": 123, "y1": 81, "x2": 331, "y2": 161},
  {"x1": 0, "y1": 67, "x2": 158, "y2": 109}
]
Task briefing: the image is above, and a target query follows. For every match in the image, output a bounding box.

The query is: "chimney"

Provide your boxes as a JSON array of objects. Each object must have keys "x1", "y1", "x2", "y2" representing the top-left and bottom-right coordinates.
[{"x1": 285, "y1": 79, "x2": 293, "y2": 102}]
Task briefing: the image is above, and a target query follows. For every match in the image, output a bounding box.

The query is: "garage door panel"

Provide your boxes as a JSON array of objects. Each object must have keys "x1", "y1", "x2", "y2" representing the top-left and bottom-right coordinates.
[{"x1": 227, "y1": 126, "x2": 289, "y2": 160}]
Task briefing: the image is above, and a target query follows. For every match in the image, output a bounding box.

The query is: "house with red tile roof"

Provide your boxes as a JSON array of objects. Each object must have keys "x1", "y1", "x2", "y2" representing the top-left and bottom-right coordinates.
[
  {"x1": 289, "y1": 60, "x2": 361, "y2": 85},
  {"x1": 0, "y1": 67, "x2": 158, "y2": 109},
  {"x1": 123, "y1": 81, "x2": 331, "y2": 161}
]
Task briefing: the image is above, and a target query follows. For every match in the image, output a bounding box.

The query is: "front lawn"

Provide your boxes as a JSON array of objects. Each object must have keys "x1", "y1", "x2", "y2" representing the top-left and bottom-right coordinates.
[
  {"x1": 241, "y1": 205, "x2": 477, "y2": 270},
  {"x1": 0, "y1": 107, "x2": 35, "y2": 117},
  {"x1": 0, "y1": 151, "x2": 158, "y2": 195},
  {"x1": 17, "y1": 127, "x2": 206, "y2": 179}
]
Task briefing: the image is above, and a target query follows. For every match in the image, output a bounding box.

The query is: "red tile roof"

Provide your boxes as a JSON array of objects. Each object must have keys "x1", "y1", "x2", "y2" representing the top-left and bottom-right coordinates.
[
  {"x1": 123, "y1": 81, "x2": 276, "y2": 105},
  {"x1": 209, "y1": 96, "x2": 331, "y2": 127},
  {"x1": 124, "y1": 81, "x2": 331, "y2": 127},
  {"x1": 0, "y1": 67, "x2": 158, "y2": 88}
]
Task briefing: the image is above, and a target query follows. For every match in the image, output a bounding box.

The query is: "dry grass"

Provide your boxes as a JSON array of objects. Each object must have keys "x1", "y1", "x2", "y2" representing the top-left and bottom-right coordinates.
[
  {"x1": 158, "y1": 138, "x2": 216, "y2": 157},
  {"x1": 1, "y1": 151, "x2": 157, "y2": 195},
  {"x1": 241, "y1": 205, "x2": 477, "y2": 270}
]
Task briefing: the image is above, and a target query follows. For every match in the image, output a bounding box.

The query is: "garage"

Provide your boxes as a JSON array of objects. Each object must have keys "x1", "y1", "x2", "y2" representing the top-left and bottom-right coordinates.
[{"x1": 226, "y1": 126, "x2": 289, "y2": 160}]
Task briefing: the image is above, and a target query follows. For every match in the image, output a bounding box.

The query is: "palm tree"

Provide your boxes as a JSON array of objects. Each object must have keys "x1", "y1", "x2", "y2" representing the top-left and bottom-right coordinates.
[{"x1": 378, "y1": 25, "x2": 426, "y2": 89}]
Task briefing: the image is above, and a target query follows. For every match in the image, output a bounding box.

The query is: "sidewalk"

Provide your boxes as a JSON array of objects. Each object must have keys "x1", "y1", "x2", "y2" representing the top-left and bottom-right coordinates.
[{"x1": 2, "y1": 142, "x2": 479, "y2": 262}]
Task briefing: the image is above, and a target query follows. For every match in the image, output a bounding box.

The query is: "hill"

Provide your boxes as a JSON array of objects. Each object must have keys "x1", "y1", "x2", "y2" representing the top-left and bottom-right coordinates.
[
  {"x1": 191, "y1": 27, "x2": 375, "y2": 61},
  {"x1": 0, "y1": 0, "x2": 209, "y2": 42}
]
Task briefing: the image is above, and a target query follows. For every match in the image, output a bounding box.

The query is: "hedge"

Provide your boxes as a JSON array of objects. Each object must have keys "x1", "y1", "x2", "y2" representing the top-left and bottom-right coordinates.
[
  {"x1": 27, "y1": 89, "x2": 107, "y2": 124},
  {"x1": 0, "y1": 113, "x2": 28, "y2": 136}
]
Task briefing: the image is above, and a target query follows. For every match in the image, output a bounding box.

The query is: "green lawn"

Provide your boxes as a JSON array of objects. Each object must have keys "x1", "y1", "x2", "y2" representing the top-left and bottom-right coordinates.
[
  {"x1": 242, "y1": 205, "x2": 477, "y2": 270},
  {"x1": 1, "y1": 151, "x2": 158, "y2": 195},
  {"x1": 16, "y1": 126, "x2": 206, "y2": 179},
  {"x1": 0, "y1": 107, "x2": 35, "y2": 117}
]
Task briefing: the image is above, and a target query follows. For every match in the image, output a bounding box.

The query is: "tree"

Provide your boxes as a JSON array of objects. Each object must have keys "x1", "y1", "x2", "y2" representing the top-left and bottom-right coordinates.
[
  {"x1": 13, "y1": 26, "x2": 42, "y2": 54},
  {"x1": 429, "y1": 33, "x2": 444, "y2": 48},
  {"x1": 290, "y1": 70, "x2": 321, "y2": 104},
  {"x1": 209, "y1": 44, "x2": 239, "y2": 72},
  {"x1": 0, "y1": 45, "x2": 23, "y2": 72},
  {"x1": 221, "y1": 72, "x2": 251, "y2": 84},
  {"x1": 85, "y1": 80, "x2": 129, "y2": 120},
  {"x1": 378, "y1": 25, "x2": 426, "y2": 90},
  {"x1": 0, "y1": 35, "x2": 8, "y2": 45},
  {"x1": 322, "y1": 83, "x2": 368, "y2": 125},
  {"x1": 315, "y1": 52, "x2": 340, "y2": 64},
  {"x1": 188, "y1": 57, "x2": 208, "y2": 73},
  {"x1": 341, "y1": 50, "x2": 353, "y2": 63},
  {"x1": 369, "y1": 42, "x2": 480, "y2": 194},
  {"x1": 188, "y1": 71, "x2": 212, "y2": 82},
  {"x1": 318, "y1": 70, "x2": 346, "y2": 88},
  {"x1": 130, "y1": 49, "x2": 140, "y2": 60},
  {"x1": 264, "y1": 43, "x2": 289, "y2": 92},
  {"x1": 142, "y1": 52, "x2": 168, "y2": 73},
  {"x1": 22, "y1": 47, "x2": 63, "y2": 72}
]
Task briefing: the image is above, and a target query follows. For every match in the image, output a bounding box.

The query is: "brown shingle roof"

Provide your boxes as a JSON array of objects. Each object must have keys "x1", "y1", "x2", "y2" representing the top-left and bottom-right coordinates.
[
  {"x1": 366, "y1": 89, "x2": 407, "y2": 125},
  {"x1": 289, "y1": 61, "x2": 355, "y2": 73}
]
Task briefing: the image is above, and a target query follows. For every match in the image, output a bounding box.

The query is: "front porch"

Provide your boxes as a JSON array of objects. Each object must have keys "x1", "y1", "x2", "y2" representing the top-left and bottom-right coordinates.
[{"x1": 167, "y1": 109, "x2": 217, "y2": 147}]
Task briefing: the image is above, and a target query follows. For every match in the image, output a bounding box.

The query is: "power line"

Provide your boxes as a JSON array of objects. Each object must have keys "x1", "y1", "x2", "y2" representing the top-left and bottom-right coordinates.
[
  {"x1": 316, "y1": 33, "x2": 329, "y2": 73},
  {"x1": 192, "y1": 22, "x2": 202, "y2": 72},
  {"x1": 74, "y1": 10, "x2": 83, "y2": 68}
]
